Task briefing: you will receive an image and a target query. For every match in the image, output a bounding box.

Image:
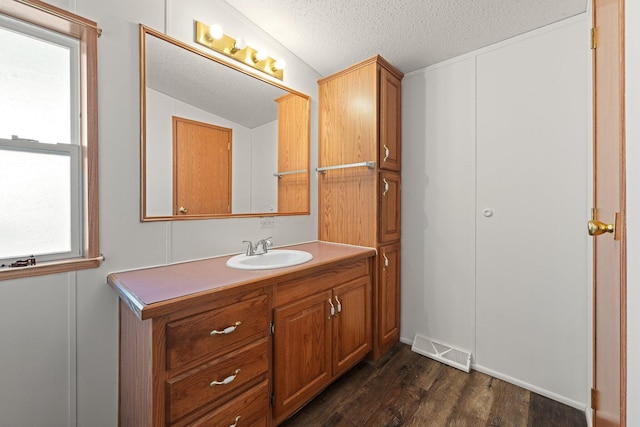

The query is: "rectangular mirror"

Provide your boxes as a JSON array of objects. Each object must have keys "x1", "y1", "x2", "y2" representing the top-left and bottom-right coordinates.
[{"x1": 140, "y1": 25, "x2": 310, "y2": 220}]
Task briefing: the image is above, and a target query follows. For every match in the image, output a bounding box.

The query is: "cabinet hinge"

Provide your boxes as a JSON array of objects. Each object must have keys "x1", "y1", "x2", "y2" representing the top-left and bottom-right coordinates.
[
  {"x1": 591, "y1": 27, "x2": 597, "y2": 50},
  {"x1": 591, "y1": 387, "x2": 599, "y2": 410},
  {"x1": 270, "y1": 322, "x2": 275, "y2": 335}
]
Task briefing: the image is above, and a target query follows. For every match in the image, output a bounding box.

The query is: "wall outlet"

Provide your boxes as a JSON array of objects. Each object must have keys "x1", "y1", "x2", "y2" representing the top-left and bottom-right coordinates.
[{"x1": 260, "y1": 217, "x2": 275, "y2": 228}]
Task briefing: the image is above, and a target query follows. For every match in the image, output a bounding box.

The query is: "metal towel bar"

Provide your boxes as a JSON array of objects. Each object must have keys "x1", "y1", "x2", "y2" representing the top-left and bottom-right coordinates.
[
  {"x1": 273, "y1": 169, "x2": 307, "y2": 178},
  {"x1": 316, "y1": 161, "x2": 375, "y2": 174}
]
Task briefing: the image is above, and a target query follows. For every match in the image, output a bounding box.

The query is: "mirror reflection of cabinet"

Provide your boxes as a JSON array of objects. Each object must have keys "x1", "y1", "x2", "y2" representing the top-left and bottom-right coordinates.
[
  {"x1": 276, "y1": 94, "x2": 310, "y2": 213},
  {"x1": 140, "y1": 25, "x2": 310, "y2": 220}
]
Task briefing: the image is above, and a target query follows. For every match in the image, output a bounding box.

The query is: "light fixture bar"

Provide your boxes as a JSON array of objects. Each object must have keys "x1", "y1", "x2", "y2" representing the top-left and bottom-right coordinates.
[{"x1": 195, "y1": 20, "x2": 284, "y2": 80}]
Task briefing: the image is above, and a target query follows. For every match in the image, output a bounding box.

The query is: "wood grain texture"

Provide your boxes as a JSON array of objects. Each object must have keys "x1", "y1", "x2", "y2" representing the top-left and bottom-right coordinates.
[
  {"x1": 273, "y1": 289, "x2": 333, "y2": 423},
  {"x1": 281, "y1": 344, "x2": 587, "y2": 427},
  {"x1": 318, "y1": 55, "x2": 403, "y2": 361},
  {"x1": 592, "y1": 1, "x2": 627, "y2": 425},
  {"x1": 379, "y1": 66, "x2": 402, "y2": 172},
  {"x1": 373, "y1": 242, "x2": 401, "y2": 359},
  {"x1": 318, "y1": 60, "x2": 378, "y2": 247},
  {"x1": 276, "y1": 93, "x2": 310, "y2": 213},
  {"x1": 332, "y1": 276, "x2": 371, "y2": 376}
]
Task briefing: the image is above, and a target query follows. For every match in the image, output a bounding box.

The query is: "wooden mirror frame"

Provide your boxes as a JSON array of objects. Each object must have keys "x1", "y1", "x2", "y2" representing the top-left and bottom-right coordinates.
[{"x1": 140, "y1": 25, "x2": 311, "y2": 221}]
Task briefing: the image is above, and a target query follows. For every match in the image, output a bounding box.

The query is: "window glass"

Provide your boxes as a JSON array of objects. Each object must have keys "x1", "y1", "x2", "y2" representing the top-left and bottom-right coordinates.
[{"x1": 0, "y1": 17, "x2": 77, "y2": 144}]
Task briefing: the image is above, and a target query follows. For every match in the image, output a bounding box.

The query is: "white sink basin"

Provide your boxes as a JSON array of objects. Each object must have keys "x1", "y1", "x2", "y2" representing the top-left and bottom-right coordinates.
[{"x1": 226, "y1": 249, "x2": 313, "y2": 270}]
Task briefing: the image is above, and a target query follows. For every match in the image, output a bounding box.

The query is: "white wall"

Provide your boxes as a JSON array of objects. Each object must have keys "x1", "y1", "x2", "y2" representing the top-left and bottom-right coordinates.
[
  {"x1": 625, "y1": 1, "x2": 639, "y2": 425},
  {"x1": 0, "y1": 0, "x2": 320, "y2": 425},
  {"x1": 401, "y1": 57, "x2": 476, "y2": 355},
  {"x1": 402, "y1": 15, "x2": 590, "y2": 409}
]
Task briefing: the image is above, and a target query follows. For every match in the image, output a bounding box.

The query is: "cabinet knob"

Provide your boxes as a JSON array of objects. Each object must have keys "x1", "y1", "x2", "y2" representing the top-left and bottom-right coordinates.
[{"x1": 179, "y1": 206, "x2": 188, "y2": 214}]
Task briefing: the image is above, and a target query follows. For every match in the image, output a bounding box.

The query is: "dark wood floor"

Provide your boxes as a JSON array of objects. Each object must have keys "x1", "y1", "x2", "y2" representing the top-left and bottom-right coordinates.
[{"x1": 281, "y1": 343, "x2": 586, "y2": 427}]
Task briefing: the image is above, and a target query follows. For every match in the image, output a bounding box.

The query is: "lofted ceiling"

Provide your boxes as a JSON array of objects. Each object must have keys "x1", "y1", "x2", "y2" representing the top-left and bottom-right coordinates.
[{"x1": 225, "y1": 0, "x2": 588, "y2": 76}]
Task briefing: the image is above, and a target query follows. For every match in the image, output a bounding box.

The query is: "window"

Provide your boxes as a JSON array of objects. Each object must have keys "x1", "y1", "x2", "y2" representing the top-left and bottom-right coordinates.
[{"x1": 0, "y1": 0, "x2": 100, "y2": 280}]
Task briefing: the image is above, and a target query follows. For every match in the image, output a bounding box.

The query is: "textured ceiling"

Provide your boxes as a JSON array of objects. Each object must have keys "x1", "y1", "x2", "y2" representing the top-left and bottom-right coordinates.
[
  {"x1": 146, "y1": 33, "x2": 288, "y2": 128},
  {"x1": 225, "y1": 0, "x2": 588, "y2": 76}
]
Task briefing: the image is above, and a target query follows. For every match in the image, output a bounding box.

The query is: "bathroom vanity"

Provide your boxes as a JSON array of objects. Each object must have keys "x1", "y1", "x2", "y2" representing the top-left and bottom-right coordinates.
[{"x1": 108, "y1": 241, "x2": 376, "y2": 426}]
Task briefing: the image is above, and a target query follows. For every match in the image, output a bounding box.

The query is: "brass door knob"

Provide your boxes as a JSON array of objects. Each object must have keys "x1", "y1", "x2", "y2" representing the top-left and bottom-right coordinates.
[{"x1": 588, "y1": 219, "x2": 614, "y2": 236}]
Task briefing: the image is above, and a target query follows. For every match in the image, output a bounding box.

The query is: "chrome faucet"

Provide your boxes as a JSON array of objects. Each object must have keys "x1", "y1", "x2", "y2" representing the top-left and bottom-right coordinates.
[
  {"x1": 242, "y1": 240, "x2": 255, "y2": 256},
  {"x1": 254, "y1": 237, "x2": 273, "y2": 255},
  {"x1": 242, "y1": 238, "x2": 273, "y2": 256}
]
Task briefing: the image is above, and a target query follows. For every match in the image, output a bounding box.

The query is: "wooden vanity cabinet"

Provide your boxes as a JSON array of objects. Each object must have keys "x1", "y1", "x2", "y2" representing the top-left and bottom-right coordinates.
[
  {"x1": 118, "y1": 287, "x2": 272, "y2": 427},
  {"x1": 318, "y1": 55, "x2": 403, "y2": 359},
  {"x1": 272, "y1": 259, "x2": 372, "y2": 424}
]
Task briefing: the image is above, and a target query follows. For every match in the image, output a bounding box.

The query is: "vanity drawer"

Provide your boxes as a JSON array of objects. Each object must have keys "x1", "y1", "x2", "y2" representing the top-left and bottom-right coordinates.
[
  {"x1": 184, "y1": 379, "x2": 270, "y2": 427},
  {"x1": 167, "y1": 338, "x2": 269, "y2": 423},
  {"x1": 166, "y1": 294, "x2": 268, "y2": 370}
]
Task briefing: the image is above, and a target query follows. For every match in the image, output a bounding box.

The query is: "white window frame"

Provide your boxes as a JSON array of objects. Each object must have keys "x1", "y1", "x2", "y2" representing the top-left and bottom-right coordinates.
[{"x1": 0, "y1": 138, "x2": 82, "y2": 262}]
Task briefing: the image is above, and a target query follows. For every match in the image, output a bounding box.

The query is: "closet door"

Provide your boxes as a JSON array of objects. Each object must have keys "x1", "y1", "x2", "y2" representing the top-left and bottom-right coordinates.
[{"x1": 475, "y1": 20, "x2": 588, "y2": 402}]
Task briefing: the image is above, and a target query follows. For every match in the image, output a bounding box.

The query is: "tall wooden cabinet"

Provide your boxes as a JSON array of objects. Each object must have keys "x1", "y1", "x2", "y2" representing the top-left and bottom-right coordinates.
[{"x1": 318, "y1": 55, "x2": 403, "y2": 359}]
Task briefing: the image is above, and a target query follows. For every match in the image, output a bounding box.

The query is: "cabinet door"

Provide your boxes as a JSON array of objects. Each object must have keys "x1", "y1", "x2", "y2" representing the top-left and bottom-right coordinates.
[
  {"x1": 379, "y1": 66, "x2": 401, "y2": 172},
  {"x1": 375, "y1": 243, "x2": 401, "y2": 357},
  {"x1": 379, "y1": 172, "x2": 401, "y2": 243},
  {"x1": 273, "y1": 289, "x2": 333, "y2": 422},
  {"x1": 332, "y1": 276, "x2": 371, "y2": 376}
]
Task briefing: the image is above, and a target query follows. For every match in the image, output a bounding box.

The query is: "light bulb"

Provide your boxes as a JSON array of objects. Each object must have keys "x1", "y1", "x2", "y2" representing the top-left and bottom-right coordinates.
[
  {"x1": 234, "y1": 38, "x2": 247, "y2": 50},
  {"x1": 255, "y1": 50, "x2": 268, "y2": 62},
  {"x1": 208, "y1": 24, "x2": 223, "y2": 40},
  {"x1": 273, "y1": 58, "x2": 286, "y2": 71}
]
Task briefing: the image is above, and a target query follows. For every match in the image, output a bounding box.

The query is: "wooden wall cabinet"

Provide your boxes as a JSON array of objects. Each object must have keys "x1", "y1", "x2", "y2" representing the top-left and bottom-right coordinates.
[
  {"x1": 272, "y1": 260, "x2": 372, "y2": 424},
  {"x1": 318, "y1": 55, "x2": 403, "y2": 359}
]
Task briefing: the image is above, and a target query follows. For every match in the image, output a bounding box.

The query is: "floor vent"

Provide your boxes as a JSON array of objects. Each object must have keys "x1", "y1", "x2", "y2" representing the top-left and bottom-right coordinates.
[{"x1": 411, "y1": 334, "x2": 472, "y2": 373}]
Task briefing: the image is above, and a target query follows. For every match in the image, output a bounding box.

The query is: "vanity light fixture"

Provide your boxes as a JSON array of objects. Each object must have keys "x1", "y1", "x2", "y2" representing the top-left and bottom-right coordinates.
[{"x1": 195, "y1": 20, "x2": 284, "y2": 80}]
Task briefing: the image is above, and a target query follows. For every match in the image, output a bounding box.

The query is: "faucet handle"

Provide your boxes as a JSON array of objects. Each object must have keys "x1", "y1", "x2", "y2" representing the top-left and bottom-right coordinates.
[{"x1": 241, "y1": 240, "x2": 255, "y2": 256}]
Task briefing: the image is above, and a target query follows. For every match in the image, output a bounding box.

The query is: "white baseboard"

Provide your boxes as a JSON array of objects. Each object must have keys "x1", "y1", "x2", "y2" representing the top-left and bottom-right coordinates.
[
  {"x1": 400, "y1": 336, "x2": 587, "y2": 413},
  {"x1": 469, "y1": 363, "x2": 586, "y2": 412}
]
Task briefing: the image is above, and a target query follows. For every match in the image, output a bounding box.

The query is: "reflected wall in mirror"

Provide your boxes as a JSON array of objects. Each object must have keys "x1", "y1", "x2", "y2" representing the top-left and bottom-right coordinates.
[{"x1": 140, "y1": 25, "x2": 310, "y2": 220}]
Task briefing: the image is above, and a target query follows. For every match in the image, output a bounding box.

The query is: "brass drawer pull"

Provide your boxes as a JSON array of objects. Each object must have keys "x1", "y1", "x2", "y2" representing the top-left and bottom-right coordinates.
[
  {"x1": 228, "y1": 416, "x2": 241, "y2": 427},
  {"x1": 383, "y1": 144, "x2": 390, "y2": 162},
  {"x1": 383, "y1": 178, "x2": 389, "y2": 196},
  {"x1": 210, "y1": 321, "x2": 241, "y2": 336},
  {"x1": 210, "y1": 369, "x2": 241, "y2": 387}
]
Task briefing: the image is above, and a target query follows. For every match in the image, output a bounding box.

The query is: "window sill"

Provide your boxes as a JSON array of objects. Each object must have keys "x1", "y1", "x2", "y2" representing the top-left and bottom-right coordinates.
[{"x1": 0, "y1": 256, "x2": 104, "y2": 281}]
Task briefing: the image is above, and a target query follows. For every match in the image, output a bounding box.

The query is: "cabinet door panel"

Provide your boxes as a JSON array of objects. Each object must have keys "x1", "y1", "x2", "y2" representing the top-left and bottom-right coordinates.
[
  {"x1": 376, "y1": 243, "x2": 401, "y2": 355},
  {"x1": 379, "y1": 172, "x2": 401, "y2": 243},
  {"x1": 379, "y1": 66, "x2": 401, "y2": 171},
  {"x1": 333, "y1": 276, "x2": 371, "y2": 376},
  {"x1": 273, "y1": 289, "x2": 333, "y2": 422}
]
